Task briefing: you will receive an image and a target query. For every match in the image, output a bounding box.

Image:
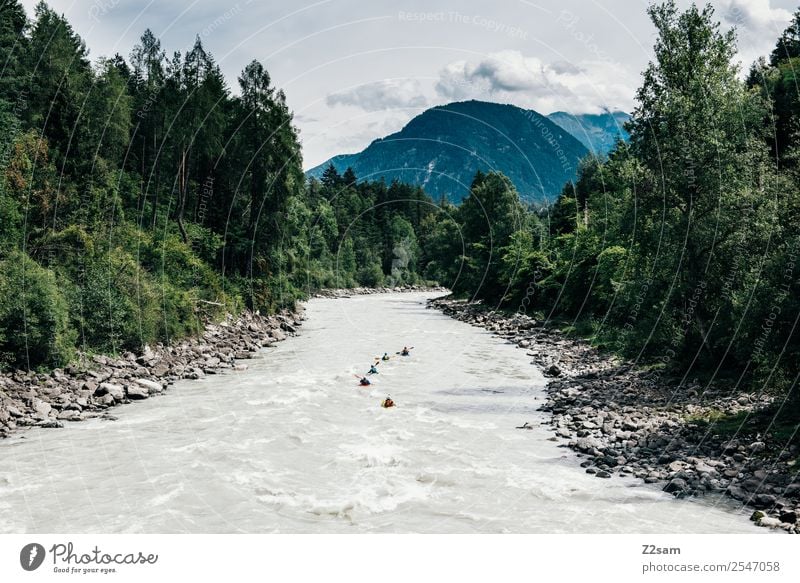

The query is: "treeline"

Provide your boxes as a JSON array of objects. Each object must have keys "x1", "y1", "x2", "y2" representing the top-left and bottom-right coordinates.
[
  {"x1": 0, "y1": 1, "x2": 438, "y2": 371},
  {"x1": 429, "y1": 2, "x2": 800, "y2": 421}
]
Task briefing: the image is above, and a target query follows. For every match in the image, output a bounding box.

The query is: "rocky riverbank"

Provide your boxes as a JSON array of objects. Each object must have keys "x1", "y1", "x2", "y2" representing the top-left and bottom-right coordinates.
[
  {"x1": 312, "y1": 284, "x2": 448, "y2": 299},
  {"x1": 428, "y1": 296, "x2": 800, "y2": 533},
  {"x1": 0, "y1": 308, "x2": 304, "y2": 439}
]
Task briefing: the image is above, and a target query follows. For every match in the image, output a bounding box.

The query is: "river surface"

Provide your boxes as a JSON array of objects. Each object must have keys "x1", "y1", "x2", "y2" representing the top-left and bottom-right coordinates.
[{"x1": 0, "y1": 293, "x2": 757, "y2": 533}]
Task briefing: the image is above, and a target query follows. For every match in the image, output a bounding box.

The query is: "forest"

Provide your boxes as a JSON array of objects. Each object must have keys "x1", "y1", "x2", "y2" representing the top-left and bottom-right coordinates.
[
  {"x1": 0, "y1": 1, "x2": 436, "y2": 371},
  {"x1": 1, "y1": 0, "x2": 800, "y2": 436}
]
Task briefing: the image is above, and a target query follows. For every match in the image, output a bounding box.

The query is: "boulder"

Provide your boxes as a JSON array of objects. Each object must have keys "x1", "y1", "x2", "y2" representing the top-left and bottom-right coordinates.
[
  {"x1": 126, "y1": 384, "x2": 149, "y2": 400},
  {"x1": 32, "y1": 399, "x2": 52, "y2": 417},
  {"x1": 133, "y1": 379, "x2": 163, "y2": 394},
  {"x1": 95, "y1": 383, "x2": 125, "y2": 401},
  {"x1": 96, "y1": 394, "x2": 115, "y2": 406},
  {"x1": 783, "y1": 483, "x2": 800, "y2": 498},
  {"x1": 668, "y1": 460, "x2": 686, "y2": 473},
  {"x1": 57, "y1": 410, "x2": 81, "y2": 421},
  {"x1": 753, "y1": 494, "x2": 777, "y2": 509},
  {"x1": 151, "y1": 363, "x2": 170, "y2": 377},
  {"x1": 663, "y1": 478, "x2": 687, "y2": 494},
  {"x1": 727, "y1": 485, "x2": 751, "y2": 502},
  {"x1": 543, "y1": 364, "x2": 561, "y2": 378},
  {"x1": 757, "y1": 516, "x2": 784, "y2": 528}
]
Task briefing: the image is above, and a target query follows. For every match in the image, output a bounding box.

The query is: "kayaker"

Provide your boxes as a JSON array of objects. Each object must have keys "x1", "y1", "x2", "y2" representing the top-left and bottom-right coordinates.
[
  {"x1": 359, "y1": 376, "x2": 371, "y2": 386},
  {"x1": 368, "y1": 363, "x2": 379, "y2": 375},
  {"x1": 381, "y1": 353, "x2": 390, "y2": 361},
  {"x1": 400, "y1": 346, "x2": 411, "y2": 356},
  {"x1": 382, "y1": 396, "x2": 395, "y2": 408}
]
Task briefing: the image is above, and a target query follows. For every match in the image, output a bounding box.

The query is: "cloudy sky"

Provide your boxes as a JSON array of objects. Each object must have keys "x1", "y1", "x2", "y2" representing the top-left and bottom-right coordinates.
[{"x1": 20, "y1": 0, "x2": 797, "y2": 169}]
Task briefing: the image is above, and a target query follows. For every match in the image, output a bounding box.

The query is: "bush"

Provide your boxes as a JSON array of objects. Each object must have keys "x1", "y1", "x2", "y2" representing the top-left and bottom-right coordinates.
[
  {"x1": 357, "y1": 260, "x2": 385, "y2": 287},
  {"x1": 0, "y1": 251, "x2": 75, "y2": 370}
]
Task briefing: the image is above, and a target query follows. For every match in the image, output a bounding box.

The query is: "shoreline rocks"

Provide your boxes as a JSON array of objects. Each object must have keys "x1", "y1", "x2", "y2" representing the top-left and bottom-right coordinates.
[
  {"x1": 311, "y1": 284, "x2": 447, "y2": 299},
  {"x1": 0, "y1": 308, "x2": 304, "y2": 440},
  {"x1": 428, "y1": 295, "x2": 800, "y2": 533}
]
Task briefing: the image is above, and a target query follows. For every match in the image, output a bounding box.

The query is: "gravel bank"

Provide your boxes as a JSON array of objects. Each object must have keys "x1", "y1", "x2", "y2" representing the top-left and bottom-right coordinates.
[{"x1": 0, "y1": 308, "x2": 304, "y2": 439}]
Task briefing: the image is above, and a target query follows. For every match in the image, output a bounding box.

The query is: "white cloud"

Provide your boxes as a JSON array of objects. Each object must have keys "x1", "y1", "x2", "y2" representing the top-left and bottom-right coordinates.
[
  {"x1": 435, "y1": 50, "x2": 637, "y2": 114},
  {"x1": 718, "y1": 0, "x2": 792, "y2": 31},
  {"x1": 715, "y1": 0, "x2": 793, "y2": 65},
  {"x1": 326, "y1": 79, "x2": 428, "y2": 111}
]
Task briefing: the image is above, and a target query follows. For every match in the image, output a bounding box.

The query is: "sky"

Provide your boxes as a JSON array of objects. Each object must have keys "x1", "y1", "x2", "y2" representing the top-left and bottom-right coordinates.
[{"x1": 20, "y1": 0, "x2": 798, "y2": 169}]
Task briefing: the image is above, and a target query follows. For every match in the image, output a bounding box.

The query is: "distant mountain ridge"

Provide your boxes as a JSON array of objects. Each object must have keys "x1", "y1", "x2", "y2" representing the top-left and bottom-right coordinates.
[
  {"x1": 307, "y1": 100, "x2": 629, "y2": 203},
  {"x1": 546, "y1": 111, "x2": 630, "y2": 154}
]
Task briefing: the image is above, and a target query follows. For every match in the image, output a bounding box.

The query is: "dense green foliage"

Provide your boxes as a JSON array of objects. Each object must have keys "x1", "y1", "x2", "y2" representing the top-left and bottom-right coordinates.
[
  {"x1": 422, "y1": 2, "x2": 800, "y2": 424},
  {"x1": 0, "y1": 1, "x2": 440, "y2": 370}
]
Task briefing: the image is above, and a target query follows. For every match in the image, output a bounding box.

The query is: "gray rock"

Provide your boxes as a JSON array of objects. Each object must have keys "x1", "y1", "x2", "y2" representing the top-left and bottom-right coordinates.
[
  {"x1": 727, "y1": 485, "x2": 751, "y2": 502},
  {"x1": 753, "y1": 494, "x2": 777, "y2": 508},
  {"x1": 95, "y1": 383, "x2": 125, "y2": 401},
  {"x1": 32, "y1": 399, "x2": 52, "y2": 417},
  {"x1": 668, "y1": 460, "x2": 686, "y2": 472},
  {"x1": 543, "y1": 364, "x2": 561, "y2": 377},
  {"x1": 783, "y1": 483, "x2": 800, "y2": 498},
  {"x1": 134, "y1": 379, "x2": 163, "y2": 394},
  {"x1": 663, "y1": 478, "x2": 687, "y2": 494},
  {"x1": 56, "y1": 410, "x2": 81, "y2": 421},
  {"x1": 757, "y1": 516, "x2": 783, "y2": 528},
  {"x1": 126, "y1": 384, "x2": 149, "y2": 400},
  {"x1": 96, "y1": 394, "x2": 115, "y2": 406}
]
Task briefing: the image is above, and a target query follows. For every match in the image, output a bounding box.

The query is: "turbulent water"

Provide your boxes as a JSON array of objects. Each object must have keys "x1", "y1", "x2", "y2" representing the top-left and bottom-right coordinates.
[{"x1": 1, "y1": 293, "x2": 758, "y2": 533}]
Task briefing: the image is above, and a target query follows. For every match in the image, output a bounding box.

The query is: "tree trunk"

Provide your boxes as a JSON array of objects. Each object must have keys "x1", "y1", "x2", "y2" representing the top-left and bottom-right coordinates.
[{"x1": 177, "y1": 149, "x2": 189, "y2": 244}]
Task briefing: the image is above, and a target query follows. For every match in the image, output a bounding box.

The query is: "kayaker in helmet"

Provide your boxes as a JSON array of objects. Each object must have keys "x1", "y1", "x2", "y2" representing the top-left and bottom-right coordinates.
[{"x1": 382, "y1": 396, "x2": 395, "y2": 408}]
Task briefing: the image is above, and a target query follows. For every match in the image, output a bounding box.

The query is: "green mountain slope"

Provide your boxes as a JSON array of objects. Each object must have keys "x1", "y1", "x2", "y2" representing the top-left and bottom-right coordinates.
[
  {"x1": 307, "y1": 100, "x2": 590, "y2": 203},
  {"x1": 546, "y1": 110, "x2": 630, "y2": 154}
]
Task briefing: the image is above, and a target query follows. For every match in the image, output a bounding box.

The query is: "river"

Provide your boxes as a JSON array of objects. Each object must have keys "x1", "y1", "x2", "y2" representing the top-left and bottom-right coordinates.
[{"x1": 0, "y1": 292, "x2": 757, "y2": 533}]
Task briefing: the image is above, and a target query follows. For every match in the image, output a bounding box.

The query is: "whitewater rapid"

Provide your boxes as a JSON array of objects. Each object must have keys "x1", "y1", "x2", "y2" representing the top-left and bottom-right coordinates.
[{"x1": 0, "y1": 292, "x2": 757, "y2": 533}]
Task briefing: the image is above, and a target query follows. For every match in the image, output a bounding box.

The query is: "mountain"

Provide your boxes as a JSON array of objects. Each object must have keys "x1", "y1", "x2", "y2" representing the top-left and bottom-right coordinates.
[
  {"x1": 306, "y1": 100, "x2": 591, "y2": 203},
  {"x1": 546, "y1": 111, "x2": 630, "y2": 154}
]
